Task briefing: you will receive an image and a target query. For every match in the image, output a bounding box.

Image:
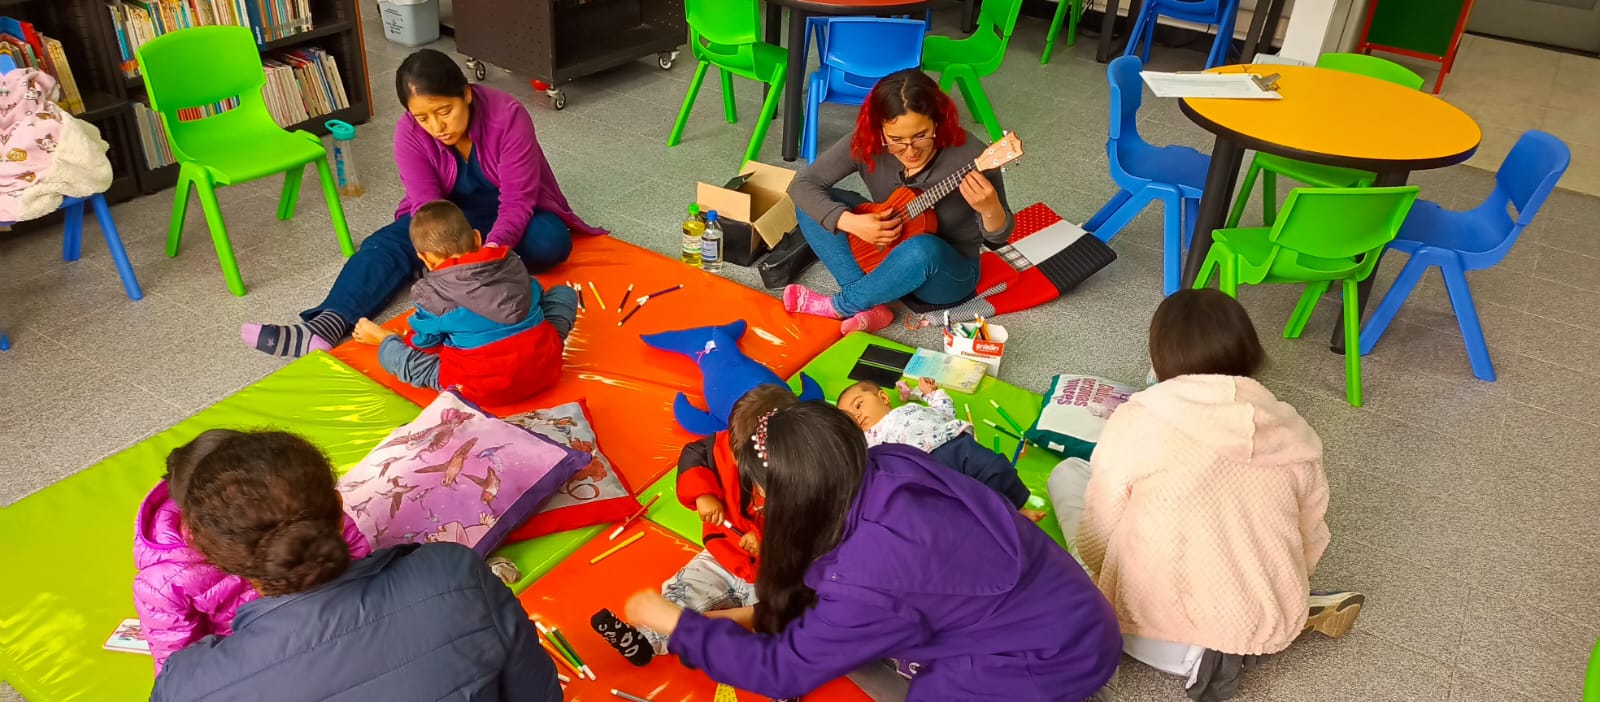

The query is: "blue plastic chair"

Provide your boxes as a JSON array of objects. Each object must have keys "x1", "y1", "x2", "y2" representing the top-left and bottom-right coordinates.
[
  {"x1": 802, "y1": 18, "x2": 927, "y2": 163},
  {"x1": 1123, "y1": 0, "x2": 1241, "y2": 69},
  {"x1": 0, "y1": 56, "x2": 143, "y2": 351},
  {"x1": 1084, "y1": 55, "x2": 1210, "y2": 295},
  {"x1": 1359, "y1": 130, "x2": 1570, "y2": 381}
]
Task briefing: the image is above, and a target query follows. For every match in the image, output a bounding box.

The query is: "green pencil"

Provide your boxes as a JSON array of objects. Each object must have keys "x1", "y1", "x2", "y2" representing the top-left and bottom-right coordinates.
[
  {"x1": 548, "y1": 626, "x2": 589, "y2": 673},
  {"x1": 992, "y1": 435, "x2": 1002, "y2": 454},
  {"x1": 990, "y1": 399, "x2": 1025, "y2": 434},
  {"x1": 536, "y1": 621, "x2": 582, "y2": 671}
]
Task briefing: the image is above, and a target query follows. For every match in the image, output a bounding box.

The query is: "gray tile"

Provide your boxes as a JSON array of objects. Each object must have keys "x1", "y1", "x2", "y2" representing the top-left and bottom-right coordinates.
[
  {"x1": 1447, "y1": 669, "x2": 1535, "y2": 702},
  {"x1": 1310, "y1": 539, "x2": 1468, "y2": 659},
  {"x1": 0, "y1": 378, "x2": 178, "y2": 506},
  {"x1": 1455, "y1": 586, "x2": 1596, "y2": 700},
  {"x1": 1244, "y1": 631, "x2": 1453, "y2": 701}
]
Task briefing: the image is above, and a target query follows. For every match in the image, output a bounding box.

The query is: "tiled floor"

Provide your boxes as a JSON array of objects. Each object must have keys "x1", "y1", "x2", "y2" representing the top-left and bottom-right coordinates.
[{"x1": 2, "y1": 5, "x2": 1596, "y2": 701}]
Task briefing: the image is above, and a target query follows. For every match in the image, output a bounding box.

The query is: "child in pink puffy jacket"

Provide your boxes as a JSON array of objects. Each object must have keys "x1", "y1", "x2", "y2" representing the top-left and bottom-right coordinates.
[{"x1": 133, "y1": 429, "x2": 372, "y2": 671}]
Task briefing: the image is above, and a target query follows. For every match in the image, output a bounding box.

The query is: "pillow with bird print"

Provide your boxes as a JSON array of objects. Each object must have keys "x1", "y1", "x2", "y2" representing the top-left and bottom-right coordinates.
[
  {"x1": 501, "y1": 399, "x2": 641, "y2": 543},
  {"x1": 338, "y1": 390, "x2": 590, "y2": 556}
]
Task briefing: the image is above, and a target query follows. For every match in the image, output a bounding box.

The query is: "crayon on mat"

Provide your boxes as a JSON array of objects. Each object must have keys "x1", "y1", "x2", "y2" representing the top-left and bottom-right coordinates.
[
  {"x1": 983, "y1": 418, "x2": 1022, "y2": 440},
  {"x1": 536, "y1": 623, "x2": 582, "y2": 674},
  {"x1": 548, "y1": 626, "x2": 592, "y2": 677},
  {"x1": 990, "y1": 399, "x2": 1025, "y2": 433},
  {"x1": 590, "y1": 531, "x2": 644, "y2": 565},
  {"x1": 617, "y1": 284, "x2": 634, "y2": 314},
  {"x1": 588, "y1": 281, "x2": 607, "y2": 311},
  {"x1": 640, "y1": 283, "x2": 685, "y2": 301},
  {"x1": 608, "y1": 494, "x2": 660, "y2": 540},
  {"x1": 540, "y1": 639, "x2": 578, "y2": 676},
  {"x1": 611, "y1": 690, "x2": 652, "y2": 702},
  {"x1": 965, "y1": 403, "x2": 975, "y2": 426},
  {"x1": 617, "y1": 301, "x2": 645, "y2": 327}
]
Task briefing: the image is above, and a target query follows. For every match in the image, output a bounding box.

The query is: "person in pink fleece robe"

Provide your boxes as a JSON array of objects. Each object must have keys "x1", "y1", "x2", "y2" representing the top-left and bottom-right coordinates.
[
  {"x1": 1050, "y1": 289, "x2": 1364, "y2": 700},
  {"x1": 133, "y1": 429, "x2": 372, "y2": 671}
]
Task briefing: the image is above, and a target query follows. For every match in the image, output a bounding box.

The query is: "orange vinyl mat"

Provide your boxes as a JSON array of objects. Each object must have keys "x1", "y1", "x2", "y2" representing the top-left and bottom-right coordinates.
[
  {"x1": 329, "y1": 235, "x2": 842, "y2": 491},
  {"x1": 518, "y1": 522, "x2": 870, "y2": 702}
]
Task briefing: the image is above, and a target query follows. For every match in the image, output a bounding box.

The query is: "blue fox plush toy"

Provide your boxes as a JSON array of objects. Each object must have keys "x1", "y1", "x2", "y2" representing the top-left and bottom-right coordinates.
[{"x1": 640, "y1": 321, "x2": 824, "y2": 436}]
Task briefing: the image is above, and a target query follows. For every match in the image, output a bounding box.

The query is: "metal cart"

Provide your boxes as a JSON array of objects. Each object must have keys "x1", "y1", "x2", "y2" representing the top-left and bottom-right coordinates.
[{"x1": 455, "y1": 0, "x2": 685, "y2": 110}]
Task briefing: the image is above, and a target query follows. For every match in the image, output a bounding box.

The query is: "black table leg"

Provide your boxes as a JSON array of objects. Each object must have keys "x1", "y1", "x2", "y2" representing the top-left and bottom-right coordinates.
[
  {"x1": 1181, "y1": 136, "x2": 1245, "y2": 288},
  {"x1": 962, "y1": 0, "x2": 980, "y2": 33},
  {"x1": 764, "y1": 5, "x2": 783, "y2": 101},
  {"x1": 780, "y1": 8, "x2": 809, "y2": 162},
  {"x1": 1096, "y1": 0, "x2": 1143, "y2": 63},
  {"x1": 1329, "y1": 170, "x2": 1411, "y2": 352},
  {"x1": 1239, "y1": 0, "x2": 1287, "y2": 62}
]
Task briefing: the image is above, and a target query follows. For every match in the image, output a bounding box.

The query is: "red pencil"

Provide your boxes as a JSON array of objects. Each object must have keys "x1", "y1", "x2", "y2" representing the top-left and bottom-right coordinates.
[{"x1": 607, "y1": 494, "x2": 660, "y2": 540}]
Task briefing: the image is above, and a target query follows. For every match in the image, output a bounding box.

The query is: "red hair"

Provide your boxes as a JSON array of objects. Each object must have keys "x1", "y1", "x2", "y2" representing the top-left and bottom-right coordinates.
[{"x1": 850, "y1": 69, "x2": 966, "y2": 172}]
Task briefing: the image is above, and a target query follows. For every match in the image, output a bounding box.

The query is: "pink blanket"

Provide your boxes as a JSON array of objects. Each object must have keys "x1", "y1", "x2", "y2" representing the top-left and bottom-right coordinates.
[{"x1": 0, "y1": 68, "x2": 111, "y2": 222}]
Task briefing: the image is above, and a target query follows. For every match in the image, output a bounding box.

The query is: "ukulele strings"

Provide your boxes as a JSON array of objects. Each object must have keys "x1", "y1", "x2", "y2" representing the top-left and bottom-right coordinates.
[{"x1": 906, "y1": 162, "x2": 979, "y2": 219}]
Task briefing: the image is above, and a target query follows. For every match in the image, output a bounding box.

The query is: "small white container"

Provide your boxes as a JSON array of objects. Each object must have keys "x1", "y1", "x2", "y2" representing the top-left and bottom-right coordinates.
[
  {"x1": 943, "y1": 322, "x2": 1007, "y2": 376},
  {"x1": 378, "y1": 0, "x2": 441, "y2": 47}
]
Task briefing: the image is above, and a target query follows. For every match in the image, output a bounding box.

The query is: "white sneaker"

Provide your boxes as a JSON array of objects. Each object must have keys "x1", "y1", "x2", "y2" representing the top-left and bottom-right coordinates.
[{"x1": 1306, "y1": 591, "x2": 1364, "y2": 638}]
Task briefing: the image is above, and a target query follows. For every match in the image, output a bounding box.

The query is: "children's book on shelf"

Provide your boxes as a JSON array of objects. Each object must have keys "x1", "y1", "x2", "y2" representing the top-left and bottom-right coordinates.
[
  {"x1": 104, "y1": 618, "x2": 152, "y2": 655},
  {"x1": 108, "y1": 0, "x2": 319, "y2": 79},
  {"x1": 0, "y1": 17, "x2": 86, "y2": 115},
  {"x1": 902, "y1": 348, "x2": 987, "y2": 395}
]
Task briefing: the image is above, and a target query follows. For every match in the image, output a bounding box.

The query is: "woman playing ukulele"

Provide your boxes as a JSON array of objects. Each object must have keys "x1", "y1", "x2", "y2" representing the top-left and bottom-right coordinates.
[{"x1": 784, "y1": 68, "x2": 1015, "y2": 333}]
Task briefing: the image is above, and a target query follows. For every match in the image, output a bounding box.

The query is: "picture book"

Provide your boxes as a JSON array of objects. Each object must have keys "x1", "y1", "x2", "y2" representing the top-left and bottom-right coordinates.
[
  {"x1": 104, "y1": 618, "x2": 151, "y2": 655},
  {"x1": 902, "y1": 348, "x2": 987, "y2": 394}
]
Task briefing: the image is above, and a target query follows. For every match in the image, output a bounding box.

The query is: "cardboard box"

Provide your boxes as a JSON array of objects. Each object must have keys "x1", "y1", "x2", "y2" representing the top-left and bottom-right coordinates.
[
  {"x1": 943, "y1": 322, "x2": 1007, "y2": 375},
  {"x1": 696, "y1": 162, "x2": 797, "y2": 267}
]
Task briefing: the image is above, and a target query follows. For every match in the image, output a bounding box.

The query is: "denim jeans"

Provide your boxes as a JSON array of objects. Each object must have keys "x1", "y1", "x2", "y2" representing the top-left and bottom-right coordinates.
[
  {"x1": 303, "y1": 209, "x2": 573, "y2": 325},
  {"x1": 797, "y1": 189, "x2": 979, "y2": 316}
]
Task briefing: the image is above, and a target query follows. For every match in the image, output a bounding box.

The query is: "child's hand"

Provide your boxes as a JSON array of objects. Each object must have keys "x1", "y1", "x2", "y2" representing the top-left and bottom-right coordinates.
[
  {"x1": 352, "y1": 318, "x2": 398, "y2": 346},
  {"x1": 1019, "y1": 508, "x2": 1048, "y2": 523},
  {"x1": 739, "y1": 531, "x2": 760, "y2": 556},
  {"x1": 918, "y1": 377, "x2": 939, "y2": 396},
  {"x1": 695, "y1": 495, "x2": 725, "y2": 525},
  {"x1": 624, "y1": 590, "x2": 684, "y2": 636}
]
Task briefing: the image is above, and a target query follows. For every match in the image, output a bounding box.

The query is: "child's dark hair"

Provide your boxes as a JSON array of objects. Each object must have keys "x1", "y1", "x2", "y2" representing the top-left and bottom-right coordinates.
[
  {"x1": 165, "y1": 428, "x2": 245, "y2": 507},
  {"x1": 737, "y1": 402, "x2": 867, "y2": 635},
  {"x1": 395, "y1": 49, "x2": 469, "y2": 106},
  {"x1": 728, "y1": 384, "x2": 799, "y2": 456},
  {"x1": 410, "y1": 200, "x2": 478, "y2": 258},
  {"x1": 1149, "y1": 288, "x2": 1266, "y2": 381},
  {"x1": 838, "y1": 380, "x2": 883, "y2": 399},
  {"x1": 180, "y1": 431, "x2": 352, "y2": 597}
]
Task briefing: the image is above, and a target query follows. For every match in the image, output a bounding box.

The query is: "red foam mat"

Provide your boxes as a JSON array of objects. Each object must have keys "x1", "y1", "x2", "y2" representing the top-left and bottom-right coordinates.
[{"x1": 518, "y1": 522, "x2": 870, "y2": 701}]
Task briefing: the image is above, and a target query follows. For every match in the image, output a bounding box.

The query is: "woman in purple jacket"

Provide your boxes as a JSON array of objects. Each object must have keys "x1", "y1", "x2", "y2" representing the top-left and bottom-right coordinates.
[
  {"x1": 625, "y1": 402, "x2": 1122, "y2": 701},
  {"x1": 243, "y1": 49, "x2": 604, "y2": 358}
]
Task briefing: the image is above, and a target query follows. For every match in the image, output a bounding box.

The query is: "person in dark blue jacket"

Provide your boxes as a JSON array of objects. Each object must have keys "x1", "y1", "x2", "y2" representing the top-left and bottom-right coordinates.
[{"x1": 148, "y1": 430, "x2": 560, "y2": 702}]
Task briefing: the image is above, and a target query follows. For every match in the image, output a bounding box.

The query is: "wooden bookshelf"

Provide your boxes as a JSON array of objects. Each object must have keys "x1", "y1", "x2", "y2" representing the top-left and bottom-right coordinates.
[{"x1": 6, "y1": 0, "x2": 373, "y2": 203}]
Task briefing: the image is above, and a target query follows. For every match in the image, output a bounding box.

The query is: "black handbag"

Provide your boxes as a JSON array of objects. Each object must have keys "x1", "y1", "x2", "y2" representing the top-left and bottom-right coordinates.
[{"x1": 757, "y1": 230, "x2": 818, "y2": 290}]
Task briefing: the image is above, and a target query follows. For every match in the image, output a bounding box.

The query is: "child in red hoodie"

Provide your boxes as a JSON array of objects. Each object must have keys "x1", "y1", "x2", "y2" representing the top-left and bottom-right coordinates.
[
  {"x1": 591, "y1": 384, "x2": 797, "y2": 665},
  {"x1": 352, "y1": 200, "x2": 576, "y2": 406}
]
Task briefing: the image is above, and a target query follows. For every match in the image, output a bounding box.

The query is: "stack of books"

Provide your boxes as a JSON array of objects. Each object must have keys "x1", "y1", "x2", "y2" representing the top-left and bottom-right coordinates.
[
  {"x1": 0, "y1": 17, "x2": 87, "y2": 115},
  {"x1": 109, "y1": 0, "x2": 318, "y2": 78},
  {"x1": 133, "y1": 47, "x2": 349, "y2": 169}
]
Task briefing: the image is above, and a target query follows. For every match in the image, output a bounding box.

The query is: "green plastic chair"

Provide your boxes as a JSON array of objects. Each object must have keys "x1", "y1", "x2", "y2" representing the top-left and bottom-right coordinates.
[
  {"x1": 1225, "y1": 53, "x2": 1425, "y2": 228},
  {"x1": 1039, "y1": 0, "x2": 1084, "y2": 64},
  {"x1": 668, "y1": 0, "x2": 786, "y2": 167},
  {"x1": 922, "y1": 0, "x2": 1025, "y2": 141},
  {"x1": 1195, "y1": 186, "x2": 1419, "y2": 407},
  {"x1": 137, "y1": 25, "x2": 354, "y2": 297},
  {"x1": 1586, "y1": 636, "x2": 1600, "y2": 702}
]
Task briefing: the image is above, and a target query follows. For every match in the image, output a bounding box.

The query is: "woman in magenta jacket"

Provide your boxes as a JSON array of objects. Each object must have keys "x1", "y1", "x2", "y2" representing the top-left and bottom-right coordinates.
[
  {"x1": 624, "y1": 402, "x2": 1121, "y2": 701},
  {"x1": 242, "y1": 49, "x2": 604, "y2": 358}
]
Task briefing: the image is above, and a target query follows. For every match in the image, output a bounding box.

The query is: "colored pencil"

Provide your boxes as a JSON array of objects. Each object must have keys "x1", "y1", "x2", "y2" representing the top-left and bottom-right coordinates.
[
  {"x1": 638, "y1": 283, "x2": 684, "y2": 302},
  {"x1": 549, "y1": 626, "x2": 594, "y2": 679},
  {"x1": 590, "y1": 532, "x2": 644, "y2": 565},
  {"x1": 617, "y1": 284, "x2": 634, "y2": 315},
  {"x1": 572, "y1": 283, "x2": 585, "y2": 311},
  {"x1": 536, "y1": 623, "x2": 583, "y2": 675},
  {"x1": 990, "y1": 399, "x2": 1025, "y2": 433},
  {"x1": 558, "y1": 673, "x2": 572, "y2": 684},
  {"x1": 588, "y1": 281, "x2": 607, "y2": 311},
  {"x1": 983, "y1": 418, "x2": 1022, "y2": 441},
  {"x1": 977, "y1": 315, "x2": 991, "y2": 341},
  {"x1": 611, "y1": 690, "x2": 652, "y2": 702},
  {"x1": 992, "y1": 435, "x2": 1002, "y2": 454},
  {"x1": 542, "y1": 639, "x2": 581, "y2": 679},
  {"x1": 1010, "y1": 439, "x2": 1026, "y2": 467},
  {"x1": 722, "y1": 519, "x2": 745, "y2": 536},
  {"x1": 608, "y1": 494, "x2": 660, "y2": 540},
  {"x1": 616, "y1": 300, "x2": 646, "y2": 327}
]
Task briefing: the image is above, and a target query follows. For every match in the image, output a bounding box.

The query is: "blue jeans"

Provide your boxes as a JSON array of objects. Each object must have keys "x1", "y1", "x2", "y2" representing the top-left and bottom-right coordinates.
[
  {"x1": 797, "y1": 189, "x2": 979, "y2": 316},
  {"x1": 304, "y1": 210, "x2": 573, "y2": 324}
]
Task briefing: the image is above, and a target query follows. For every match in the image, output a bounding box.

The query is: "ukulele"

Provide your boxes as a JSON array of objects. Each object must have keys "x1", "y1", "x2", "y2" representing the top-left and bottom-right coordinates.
[{"x1": 852, "y1": 132, "x2": 1026, "y2": 242}]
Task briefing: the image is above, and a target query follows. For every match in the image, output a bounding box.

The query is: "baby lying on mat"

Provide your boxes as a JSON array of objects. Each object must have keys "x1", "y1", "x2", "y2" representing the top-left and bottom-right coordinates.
[{"x1": 838, "y1": 378, "x2": 1046, "y2": 522}]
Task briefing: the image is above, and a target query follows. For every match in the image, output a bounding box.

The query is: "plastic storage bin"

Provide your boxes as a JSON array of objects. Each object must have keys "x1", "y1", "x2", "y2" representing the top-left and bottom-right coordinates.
[{"x1": 379, "y1": 0, "x2": 441, "y2": 47}]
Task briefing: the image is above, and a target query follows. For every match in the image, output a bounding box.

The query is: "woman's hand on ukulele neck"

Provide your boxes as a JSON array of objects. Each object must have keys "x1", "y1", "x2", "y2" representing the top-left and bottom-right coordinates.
[
  {"x1": 959, "y1": 170, "x2": 1007, "y2": 233},
  {"x1": 838, "y1": 210, "x2": 904, "y2": 247}
]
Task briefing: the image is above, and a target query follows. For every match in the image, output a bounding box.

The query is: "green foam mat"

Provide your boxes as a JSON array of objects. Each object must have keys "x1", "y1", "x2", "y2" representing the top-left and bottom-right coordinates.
[
  {"x1": 641, "y1": 469, "x2": 703, "y2": 546},
  {"x1": 788, "y1": 333, "x2": 1067, "y2": 548}
]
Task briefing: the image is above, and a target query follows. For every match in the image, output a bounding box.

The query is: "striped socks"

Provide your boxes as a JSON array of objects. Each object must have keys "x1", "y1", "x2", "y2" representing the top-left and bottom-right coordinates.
[{"x1": 241, "y1": 310, "x2": 351, "y2": 358}]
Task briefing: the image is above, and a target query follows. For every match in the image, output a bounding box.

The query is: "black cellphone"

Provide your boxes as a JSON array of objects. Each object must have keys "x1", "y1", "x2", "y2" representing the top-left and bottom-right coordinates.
[
  {"x1": 859, "y1": 344, "x2": 912, "y2": 371},
  {"x1": 848, "y1": 359, "x2": 904, "y2": 388}
]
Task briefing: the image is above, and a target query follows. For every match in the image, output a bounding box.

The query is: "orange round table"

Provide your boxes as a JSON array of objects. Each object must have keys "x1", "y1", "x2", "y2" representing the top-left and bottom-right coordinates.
[{"x1": 1178, "y1": 64, "x2": 1481, "y2": 350}]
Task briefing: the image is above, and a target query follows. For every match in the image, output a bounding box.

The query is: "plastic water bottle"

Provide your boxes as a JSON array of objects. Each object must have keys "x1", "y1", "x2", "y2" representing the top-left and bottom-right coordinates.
[
  {"x1": 680, "y1": 204, "x2": 704, "y2": 266},
  {"x1": 325, "y1": 119, "x2": 364, "y2": 197},
  {"x1": 701, "y1": 210, "x2": 724, "y2": 273}
]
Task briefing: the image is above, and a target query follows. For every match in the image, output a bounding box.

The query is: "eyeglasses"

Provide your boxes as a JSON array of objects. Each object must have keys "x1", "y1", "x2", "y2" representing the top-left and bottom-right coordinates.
[{"x1": 883, "y1": 136, "x2": 935, "y2": 154}]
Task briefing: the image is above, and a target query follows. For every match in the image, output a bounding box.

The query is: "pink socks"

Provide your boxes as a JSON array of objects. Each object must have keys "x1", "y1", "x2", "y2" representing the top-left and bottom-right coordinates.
[
  {"x1": 841, "y1": 305, "x2": 895, "y2": 334},
  {"x1": 782, "y1": 284, "x2": 840, "y2": 319}
]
